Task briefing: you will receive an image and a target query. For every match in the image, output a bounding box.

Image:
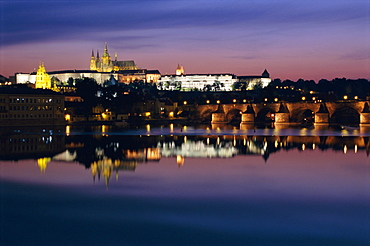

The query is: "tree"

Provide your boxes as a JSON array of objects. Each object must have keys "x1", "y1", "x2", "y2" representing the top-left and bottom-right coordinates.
[{"x1": 75, "y1": 77, "x2": 100, "y2": 118}]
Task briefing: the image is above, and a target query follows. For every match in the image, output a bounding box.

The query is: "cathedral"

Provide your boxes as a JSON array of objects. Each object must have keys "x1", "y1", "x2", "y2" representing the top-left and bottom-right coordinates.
[{"x1": 90, "y1": 43, "x2": 138, "y2": 72}]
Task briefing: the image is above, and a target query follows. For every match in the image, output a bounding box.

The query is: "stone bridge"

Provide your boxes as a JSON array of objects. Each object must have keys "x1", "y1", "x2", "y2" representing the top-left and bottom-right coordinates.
[{"x1": 195, "y1": 101, "x2": 370, "y2": 125}]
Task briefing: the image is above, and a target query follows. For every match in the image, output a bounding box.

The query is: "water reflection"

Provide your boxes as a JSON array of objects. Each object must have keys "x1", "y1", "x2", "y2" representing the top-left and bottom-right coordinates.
[
  {"x1": 1, "y1": 125, "x2": 368, "y2": 245},
  {"x1": 1, "y1": 125, "x2": 368, "y2": 187}
]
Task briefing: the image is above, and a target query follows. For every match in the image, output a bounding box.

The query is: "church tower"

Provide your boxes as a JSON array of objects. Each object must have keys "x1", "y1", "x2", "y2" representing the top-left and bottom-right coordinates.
[
  {"x1": 35, "y1": 62, "x2": 51, "y2": 89},
  {"x1": 101, "y1": 42, "x2": 112, "y2": 72},
  {"x1": 90, "y1": 49, "x2": 97, "y2": 70},
  {"x1": 176, "y1": 64, "x2": 184, "y2": 75}
]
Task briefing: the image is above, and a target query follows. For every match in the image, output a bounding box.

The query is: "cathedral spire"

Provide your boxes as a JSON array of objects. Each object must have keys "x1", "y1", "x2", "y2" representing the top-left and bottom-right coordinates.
[
  {"x1": 103, "y1": 42, "x2": 109, "y2": 57},
  {"x1": 91, "y1": 49, "x2": 95, "y2": 58}
]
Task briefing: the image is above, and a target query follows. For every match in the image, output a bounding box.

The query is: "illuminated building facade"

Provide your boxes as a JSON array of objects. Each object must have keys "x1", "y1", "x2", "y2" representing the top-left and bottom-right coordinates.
[
  {"x1": 238, "y1": 69, "x2": 271, "y2": 90},
  {"x1": 35, "y1": 62, "x2": 51, "y2": 89},
  {"x1": 0, "y1": 87, "x2": 65, "y2": 126},
  {"x1": 16, "y1": 70, "x2": 117, "y2": 86},
  {"x1": 158, "y1": 73, "x2": 237, "y2": 91},
  {"x1": 117, "y1": 69, "x2": 161, "y2": 83},
  {"x1": 158, "y1": 66, "x2": 271, "y2": 91},
  {"x1": 90, "y1": 43, "x2": 138, "y2": 72}
]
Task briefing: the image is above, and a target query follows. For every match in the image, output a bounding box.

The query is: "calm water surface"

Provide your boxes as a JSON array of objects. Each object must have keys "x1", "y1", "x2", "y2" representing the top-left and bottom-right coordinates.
[{"x1": 0, "y1": 125, "x2": 369, "y2": 245}]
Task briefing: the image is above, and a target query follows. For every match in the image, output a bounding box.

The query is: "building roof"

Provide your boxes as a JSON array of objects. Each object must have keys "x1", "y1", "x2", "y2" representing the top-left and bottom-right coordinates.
[
  {"x1": 28, "y1": 70, "x2": 113, "y2": 75},
  {"x1": 113, "y1": 60, "x2": 136, "y2": 67},
  {"x1": 237, "y1": 75, "x2": 265, "y2": 79},
  {"x1": 0, "y1": 85, "x2": 62, "y2": 95},
  {"x1": 48, "y1": 70, "x2": 112, "y2": 75},
  {"x1": 146, "y1": 70, "x2": 161, "y2": 74},
  {"x1": 118, "y1": 69, "x2": 161, "y2": 75},
  {"x1": 161, "y1": 73, "x2": 236, "y2": 77}
]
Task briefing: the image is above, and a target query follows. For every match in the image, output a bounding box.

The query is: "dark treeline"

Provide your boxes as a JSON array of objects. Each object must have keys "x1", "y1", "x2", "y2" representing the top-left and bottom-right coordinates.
[{"x1": 265, "y1": 77, "x2": 370, "y2": 102}]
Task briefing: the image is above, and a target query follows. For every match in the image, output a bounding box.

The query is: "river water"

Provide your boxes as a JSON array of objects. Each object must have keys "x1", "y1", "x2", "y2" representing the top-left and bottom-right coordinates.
[{"x1": 0, "y1": 124, "x2": 369, "y2": 245}]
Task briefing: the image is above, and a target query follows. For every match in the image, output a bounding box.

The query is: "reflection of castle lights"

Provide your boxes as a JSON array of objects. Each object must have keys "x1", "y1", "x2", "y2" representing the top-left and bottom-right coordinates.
[
  {"x1": 146, "y1": 124, "x2": 150, "y2": 132},
  {"x1": 102, "y1": 125, "x2": 107, "y2": 134},
  {"x1": 354, "y1": 145, "x2": 358, "y2": 153},
  {"x1": 66, "y1": 125, "x2": 70, "y2": 136},
  {"x1": 302, "y1": 144, "x2": 305, "y2": 151},
  {"x1": 343, "y1": 145, "x2": 347, "y2": 154},
  {"x1": 37, "y1": 157, "x2": 51, "y2": 173},
  {"x1": 176, "y1": 155, "x2": 185, "y2": 167},
  {"x1": 147, "y1": 148, "x2": 161, "y2": 160},
  {"x1": 170, "y1": 123, "x2": 174, "y2": 132}
]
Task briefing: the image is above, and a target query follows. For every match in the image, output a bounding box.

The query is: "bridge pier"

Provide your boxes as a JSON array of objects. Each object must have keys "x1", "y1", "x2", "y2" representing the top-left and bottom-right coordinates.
[
  {"x1": 240, "y1": 105, "x2": 255, "y2": 124},
  {"x1": 211, "y1": 104, "x2": 227, "y2": 124},
  {"x1": 314, "y1": 104, "x2": 330, "y2": 125},
  {"x1": 360, "y1": 102, "x2": 370, "y2": 125},
  {"x1": 275, "y1": 103, "x2": 290, "y2": 124}
]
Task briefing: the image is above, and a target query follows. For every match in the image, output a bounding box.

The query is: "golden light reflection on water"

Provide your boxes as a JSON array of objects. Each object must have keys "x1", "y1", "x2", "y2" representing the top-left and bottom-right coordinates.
[{"x1": 146, "y1": 124, "x2": 151, "y2": 132}]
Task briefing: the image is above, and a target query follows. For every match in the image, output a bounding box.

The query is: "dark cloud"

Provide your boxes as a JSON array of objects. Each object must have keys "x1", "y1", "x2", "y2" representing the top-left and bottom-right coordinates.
[{"x1": 1, "y1": 0, "x2": 368, "y2": 47}]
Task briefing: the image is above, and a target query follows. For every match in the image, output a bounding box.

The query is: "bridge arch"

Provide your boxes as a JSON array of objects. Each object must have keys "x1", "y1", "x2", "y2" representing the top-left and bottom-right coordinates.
[
  {"x1": 200, "y1": 108, "x2": 214, "y2": 122},
  {"x1": 226, "y1": 108, "x2": 242, "y2": 123},
  {"x1": 256, "y1": 108, "x2": 275, "y2": 123},
  {"x1": 331, "y1": 106, "x2": 360, "y2": 125},
  {"x1": 291, "y1": 109, "x2": 315, "y2": 124}
]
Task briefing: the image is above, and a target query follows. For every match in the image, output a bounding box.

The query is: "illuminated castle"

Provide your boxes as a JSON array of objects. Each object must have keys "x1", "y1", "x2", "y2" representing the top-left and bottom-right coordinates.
[{"x1": 90, "y1": 43, "x2": 138, "y2": 72}]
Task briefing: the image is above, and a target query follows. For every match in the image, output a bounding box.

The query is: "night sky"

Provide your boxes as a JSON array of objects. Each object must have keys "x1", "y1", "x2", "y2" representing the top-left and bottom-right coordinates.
[{"x1": 0, "y1": 0, "x2": 369, "y2": 80}]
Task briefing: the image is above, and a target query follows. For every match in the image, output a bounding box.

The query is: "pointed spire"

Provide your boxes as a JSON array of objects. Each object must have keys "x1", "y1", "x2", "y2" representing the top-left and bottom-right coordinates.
[
  {"x1": 114, "y1": 52, "x2": 118, "y2": 61},
  {"x1": 103, "y1": 42, "x2": 109, "y2": 57},
  {"x1": 96, "y1": 50, "x2": 100, "y2": 59},
  {"x1": 262, "y1": 69, "x2": 270, "y2": 78},
  {"x1": 91, "y1": 49, "x2": 95, "y2": 58}
]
